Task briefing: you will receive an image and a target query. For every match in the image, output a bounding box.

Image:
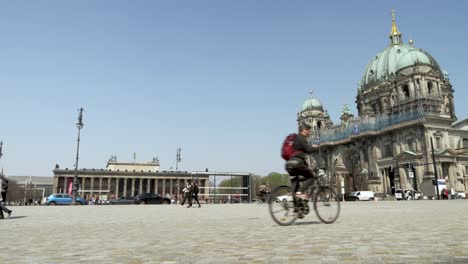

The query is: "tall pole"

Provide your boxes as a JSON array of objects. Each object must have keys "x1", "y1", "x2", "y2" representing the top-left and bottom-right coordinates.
[
  {"x1": 0, "y1": 141, "x2": 3, "y2": 161},
  {"x1": 72, "y1": 108, "x2": 84, "y2": 205},
  {"x1": 430, "y1": 137, "x2": 440, "y2": 200},
  {"x1": 175, "y1": 148, "x2": 181, "y2": 204}
]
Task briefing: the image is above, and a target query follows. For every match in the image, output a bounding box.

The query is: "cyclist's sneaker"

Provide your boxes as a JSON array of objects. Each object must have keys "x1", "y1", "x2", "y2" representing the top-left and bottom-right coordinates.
[{"x1": 295, "y1": 192, "x2": 310, "y2": 201}]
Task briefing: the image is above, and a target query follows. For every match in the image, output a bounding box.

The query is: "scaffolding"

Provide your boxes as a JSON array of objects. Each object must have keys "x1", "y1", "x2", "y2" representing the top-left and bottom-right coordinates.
[{"x1": 191, "y1": 171, "x2": 252, "y2": 203}]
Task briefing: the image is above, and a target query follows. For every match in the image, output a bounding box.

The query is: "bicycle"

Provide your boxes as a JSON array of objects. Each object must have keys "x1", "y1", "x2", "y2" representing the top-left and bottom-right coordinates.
[{"x1": 268, "y1": 169, "x2": 340, "y2": 226}]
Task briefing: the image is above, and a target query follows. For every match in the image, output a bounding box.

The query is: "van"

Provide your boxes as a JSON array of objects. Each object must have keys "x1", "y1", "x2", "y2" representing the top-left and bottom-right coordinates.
[{"x1": 353, "y1": 191, "x2": 375, "y2": 201}]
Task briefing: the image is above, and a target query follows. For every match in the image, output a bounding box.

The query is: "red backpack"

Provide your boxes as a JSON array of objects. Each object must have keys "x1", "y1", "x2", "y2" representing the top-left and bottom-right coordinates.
[{"x1": 281, "y1": 133, "x2": 302, "y2": 160}]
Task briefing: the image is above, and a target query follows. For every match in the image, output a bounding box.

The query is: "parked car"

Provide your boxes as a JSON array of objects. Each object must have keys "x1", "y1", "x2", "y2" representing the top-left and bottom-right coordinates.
[
  {"x1": 109, "y1": 196, "x2": 135, "y2": 205},
  {"x1": 339, "y1": 192, "x2": 358, "y2": 201},
  {"x1": 404, "y1": 189, "x2": 422, "y2": 200},
  {"x1": 45, "y1": 193, "x2": 86, "y2": 205},
  {"x1": 275, "y1": 193, "x2": 293, "y2": 203},
  {"x1": 134, "y1": 193, "x2": 171, "y2": 204},
  {"x1": 353, "y1": 191, "x2": 375, "y2": 201},
  {"x1": 395, "y1": 189, "x2": 404, "y2": 200},
  {"x1": 395, "y1": 189, "x2": 421, "y2": 200},
  {"x1": 454, "y1": 192, "x2": 466, "y2": 199}
]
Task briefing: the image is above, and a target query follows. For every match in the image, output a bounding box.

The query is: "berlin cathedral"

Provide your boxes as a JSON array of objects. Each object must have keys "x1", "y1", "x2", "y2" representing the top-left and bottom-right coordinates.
[{"x1": 298, "y1": 12, "x2": 468, "y2": 197}]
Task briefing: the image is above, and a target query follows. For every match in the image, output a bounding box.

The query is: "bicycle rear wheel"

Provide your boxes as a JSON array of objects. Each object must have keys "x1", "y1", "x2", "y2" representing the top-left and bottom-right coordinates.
[
  {"x1": 268, "y1": 185, "x2": 297, "y2": 226},
  {"x1": 314, "y1": 187, "x2": 340, "y2": 224}
]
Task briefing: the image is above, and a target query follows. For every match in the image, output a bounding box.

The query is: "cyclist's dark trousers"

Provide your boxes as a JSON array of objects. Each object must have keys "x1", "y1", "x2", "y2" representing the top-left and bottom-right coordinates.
[
  {"x1": 286, "y1": 159, "x2": 315, "y2": 194},
  {"x1": 192, "y1": 194, "x2": 201, "y2": 206}
]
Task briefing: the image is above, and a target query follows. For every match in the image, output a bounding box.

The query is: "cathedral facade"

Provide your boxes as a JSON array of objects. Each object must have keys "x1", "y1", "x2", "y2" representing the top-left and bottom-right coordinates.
[{"x1": 297, "y1": 13, "x2": 468, "y2": 197}]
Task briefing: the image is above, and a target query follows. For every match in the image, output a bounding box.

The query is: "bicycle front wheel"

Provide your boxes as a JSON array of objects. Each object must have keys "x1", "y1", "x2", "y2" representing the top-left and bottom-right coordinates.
[
  {"x1": 314, "y1": 187, "x2": 340, "y2": 224},
  {"x1": 268, "y1": 185, "x2": 297, "y2": 226}
]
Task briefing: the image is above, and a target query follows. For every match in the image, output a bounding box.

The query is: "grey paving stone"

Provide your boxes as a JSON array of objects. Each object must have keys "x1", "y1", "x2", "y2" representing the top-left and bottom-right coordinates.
[{"x1": 0, "y1": 201, "x2": 467, "y2": 263}]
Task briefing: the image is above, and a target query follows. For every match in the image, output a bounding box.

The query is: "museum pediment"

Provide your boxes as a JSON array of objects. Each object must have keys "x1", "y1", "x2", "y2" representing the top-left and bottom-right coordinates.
[
  {"x1": 394, "y1": 150, "x2": 421, "y2": 161},
  {"x1": 436, "y1": 148, "x2": 457, "y2": 156}
]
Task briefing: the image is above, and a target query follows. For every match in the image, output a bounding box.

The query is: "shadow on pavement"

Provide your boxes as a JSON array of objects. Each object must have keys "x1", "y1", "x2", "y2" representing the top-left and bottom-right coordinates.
[
  {"x1": 294, "y1": 221, "x2": 321, "y2": 225},
  {"x1": 2, "y1": 216, "x2": 28, "y2": 220}
]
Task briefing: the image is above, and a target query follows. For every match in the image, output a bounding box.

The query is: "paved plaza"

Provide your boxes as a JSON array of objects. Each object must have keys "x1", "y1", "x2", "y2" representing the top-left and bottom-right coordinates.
[{"x1": 1, "y1": 201, "x2": 468, "y2": 264}]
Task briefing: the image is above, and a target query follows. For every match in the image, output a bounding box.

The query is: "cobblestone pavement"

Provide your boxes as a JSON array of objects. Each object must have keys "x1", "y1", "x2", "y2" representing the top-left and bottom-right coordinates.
[{"x1": 1, "y1": 200, "x2": 468, "y2": 264}]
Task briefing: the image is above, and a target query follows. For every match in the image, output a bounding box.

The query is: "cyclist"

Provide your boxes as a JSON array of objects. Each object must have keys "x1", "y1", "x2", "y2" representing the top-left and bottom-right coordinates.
[{"x1": 285, "y1": 123, "x2": 319, "y2": 201}]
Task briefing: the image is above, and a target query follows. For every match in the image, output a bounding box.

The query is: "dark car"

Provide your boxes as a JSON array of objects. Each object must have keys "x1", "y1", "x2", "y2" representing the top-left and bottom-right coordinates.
[
  {"x1": 109, "y1": 196, "x2": 134, "y2": 205},
  {"x1": 134, "y1": 193, "x2": 171, "y2": 204},
  {"x1": 338, "y1": 192, "x2": 358, "y2": 201}
]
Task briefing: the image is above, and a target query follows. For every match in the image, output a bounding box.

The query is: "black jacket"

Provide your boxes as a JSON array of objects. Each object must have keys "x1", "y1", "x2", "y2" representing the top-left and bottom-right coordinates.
[{"x1": 292, "y1": 134, "x2": 317, "y2": 160}]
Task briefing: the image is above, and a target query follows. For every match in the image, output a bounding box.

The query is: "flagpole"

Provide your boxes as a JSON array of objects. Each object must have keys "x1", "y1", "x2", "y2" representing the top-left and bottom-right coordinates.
[{"x1": 175, "y1": 148, "x2": 181, "y2": 204}]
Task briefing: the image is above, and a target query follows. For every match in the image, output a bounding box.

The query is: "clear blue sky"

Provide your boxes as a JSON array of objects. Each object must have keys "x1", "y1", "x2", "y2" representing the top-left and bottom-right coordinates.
[{"x1": 1, "y1": 1, "x2": 467, "y2": 176}]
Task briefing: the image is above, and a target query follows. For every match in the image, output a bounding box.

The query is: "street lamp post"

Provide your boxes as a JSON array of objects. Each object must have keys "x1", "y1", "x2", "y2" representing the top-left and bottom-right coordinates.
[
  {"x1": 175, "y1": 148, "x2": 181, "y2": 204},
  {"x1": 72, "y1": 108, "x2": 84, "y2": 205}
]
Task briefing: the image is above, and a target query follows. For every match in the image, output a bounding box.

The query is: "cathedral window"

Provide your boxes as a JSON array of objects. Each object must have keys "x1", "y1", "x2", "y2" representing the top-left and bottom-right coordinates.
[
  {"x1": 403, "y1": 85, "x2": 410, "y2": 98},
  {"x1": 463, "y1": 138, "x2": 468, "y2": 148},
  {"x1": 406, "y1": 137, "x2": 415, "y2": 152},
  {"x1": 435, "y1": 137, "x2": 442, "y2": 149},
  {"x1": 428, "y1": 82, "x2": 433, "y2": 95},
  {"x1": 384, "y1": 144, "x2": 393, "y2": 157}
]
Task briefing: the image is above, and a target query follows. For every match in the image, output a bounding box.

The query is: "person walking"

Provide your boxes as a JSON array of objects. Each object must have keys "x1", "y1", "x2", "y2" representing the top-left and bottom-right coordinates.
[
  {"x1": 0, "y1": 174, "x2": 12, "y2": 219},
  {"x1": 180, "y1": 181, "x2": 193, "y2": 208},
  {"x1": 192, "y1": 181, "x2": 201, "y2": 208}
]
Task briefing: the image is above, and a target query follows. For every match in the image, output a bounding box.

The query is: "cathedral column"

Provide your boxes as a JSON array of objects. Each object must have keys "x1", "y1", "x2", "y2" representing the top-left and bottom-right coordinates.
[
  {"x1": 170, "y1": 179, "x2": 173, "y2": 197},
  {"x1": 398, "y1": 167, "x2": 407, "y2": 189},
  {"x1": 162, "y1": 179, "x2": 166, "y2": 195},
  {"x1": 123, "y1": 178, "x2": 127, "y2": 197},
  {"x1": 154, "y1": 179, "x2": 158, "y2": 194},
  {"x1": 436, "y1": 81, "x2": 442, "y2": 96},
  {"x1": 147, "y1": 178, "x2": 151, "y2": 193},
  {"x1": 99, "y1": 178, "x2": 103, "y2": 192},
  {"x1": 421, "y1": 76, "x2": 428, "y2": 97},
  {"x1": 138, "y1": 178, "x2": 143, "y2": 194},
  {"x1": 409, "y1": 81, "x2": 415, "y2": 98},
  {"x1": 131, "y1": 178, "x2": 135, "y2": 196},
  {"x1": 90, "y1": 177, "x2": 94, "y2": 195},
  {"x1": 63, "y1": 177, "x2": 68, "y2": 194},
  {"x1": 115, "y1": 178, "x2": 119, "y2": 197},
  {"x1": 107, "y1": 178, "x2": 111, "y2": 192}
]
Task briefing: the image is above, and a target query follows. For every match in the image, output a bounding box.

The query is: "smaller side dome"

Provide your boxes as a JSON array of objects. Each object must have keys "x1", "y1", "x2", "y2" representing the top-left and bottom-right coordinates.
[{"x1": 301, "y1": 93, "x2": 324, "y2": 112}]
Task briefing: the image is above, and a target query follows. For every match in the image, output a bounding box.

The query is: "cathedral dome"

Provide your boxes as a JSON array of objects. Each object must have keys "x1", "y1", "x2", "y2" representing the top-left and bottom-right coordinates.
[
  {"x1": 360, "y1": 11, "x2": 442, "y2": 89},
  {"x1": 361, "y1": 44, "x2": 441, "y2": 88},
  {"x1": 301, "y1": 96, "x2": 324, "y2": 112}
]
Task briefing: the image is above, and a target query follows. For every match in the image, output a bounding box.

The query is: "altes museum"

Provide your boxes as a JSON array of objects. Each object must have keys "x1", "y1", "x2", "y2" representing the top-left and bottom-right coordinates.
[{"x1": 298, "y1": 12, "x2": 468, "y2": 197}]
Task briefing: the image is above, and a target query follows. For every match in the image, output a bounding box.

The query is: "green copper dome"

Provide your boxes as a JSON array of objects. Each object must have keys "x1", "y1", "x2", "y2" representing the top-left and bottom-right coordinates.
[
  {"x1": 302, "y1": 97, "x2": 324, "y2": 112},
  {"x1": 361, "y1": 43, "x2": 441, "y2": 88}
]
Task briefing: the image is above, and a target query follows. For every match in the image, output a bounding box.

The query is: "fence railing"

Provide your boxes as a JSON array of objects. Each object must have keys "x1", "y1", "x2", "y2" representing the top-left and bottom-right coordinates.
[{"x1": 318, "y1": 109, "x2": 427, "y2": 143}]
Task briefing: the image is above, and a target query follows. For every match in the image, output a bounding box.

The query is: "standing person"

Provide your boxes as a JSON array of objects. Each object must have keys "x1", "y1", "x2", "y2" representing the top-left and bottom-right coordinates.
[
  {"x1": 192, "y1": 181, "x2": 201, "y2": 208},
  {"x1": 0, "y1": 174, "x2": 12, "y2": 219},
  {"x1": 180, "y1": 181, "x2": 193, "y2": 208},
  {"x1": 257, "y1": 183, "x2": 268, "y2": 202}
]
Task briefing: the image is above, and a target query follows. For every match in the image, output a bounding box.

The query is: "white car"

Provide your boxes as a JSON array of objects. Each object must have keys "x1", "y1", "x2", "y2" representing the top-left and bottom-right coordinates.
[
  {"x1": 455, "y1": 192, "x2": 466, "y2": 199},
  {"x1": 353, "y1": 191, "x2": 375, "y2": 201},
  {"x1": 275, "y1": 194, "x2": 293, "y2": 203}
]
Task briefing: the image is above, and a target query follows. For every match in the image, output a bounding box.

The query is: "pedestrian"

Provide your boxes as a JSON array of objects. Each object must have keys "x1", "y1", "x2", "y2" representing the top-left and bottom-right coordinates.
[
  {"x1": 192, "y1": 181, "x2": 201, "y2": 208},
  {"x1": 0, "y1": 174, "x2": 12, "y2": 219},
  {"x1": 180, "y1": 181, "x2": 193, "y2": 208}
]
